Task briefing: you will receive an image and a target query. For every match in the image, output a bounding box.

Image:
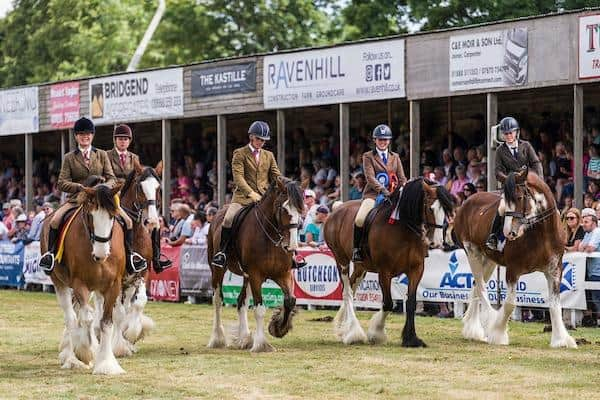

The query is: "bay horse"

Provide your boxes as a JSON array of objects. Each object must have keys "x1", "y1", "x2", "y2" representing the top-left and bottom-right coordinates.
[
  {"x1": 453, "y1": 166, "x2": 576, "y2": 348},
  {"x1": 324, "y1": 178, "x2": 455, "y2": 346},
  {"x1": 100, "y1": 161, "x2": 163, "y2": 357},
  {"x1": 207, "y1": 176, "x2": 303, "y2": 352},
  {"x1": 41, "y1": 183, "x2": 127, "y2": 374}
]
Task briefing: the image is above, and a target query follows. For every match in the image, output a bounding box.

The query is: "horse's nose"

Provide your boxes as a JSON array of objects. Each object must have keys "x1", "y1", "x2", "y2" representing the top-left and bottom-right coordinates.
[
  {"x1": 93, "y1": 255, "x2": 101, "y2": 262},
  {"x1": 507, "y1": 231, "x2": 517, "y2": 240}
]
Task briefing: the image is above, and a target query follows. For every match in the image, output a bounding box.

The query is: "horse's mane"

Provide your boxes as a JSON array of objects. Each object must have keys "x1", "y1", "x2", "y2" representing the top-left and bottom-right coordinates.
[
  {"x1": 284, "y1": 178, "x2": 303, "y2": 211},
  {"x1": 434, "y1": 183, "x2": 455, "y2": 215},
  {"x1": 503, "y1": 172, "x2": 518, "y2": 205},
  {"x1": 95, "y1": 184, "x2": 118, "y2": 215},
  {"x1": 526, "y1": 172, "x2": 557, "y2": 209},
  {"x1": 395, "y1": 178, "x2": 425, "y2": 228}
]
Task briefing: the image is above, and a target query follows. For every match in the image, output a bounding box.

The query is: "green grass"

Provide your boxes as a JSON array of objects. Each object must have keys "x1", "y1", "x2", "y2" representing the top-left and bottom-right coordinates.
[{"x1": 1, "y1": 290, "x2": 600, "y2": 400}]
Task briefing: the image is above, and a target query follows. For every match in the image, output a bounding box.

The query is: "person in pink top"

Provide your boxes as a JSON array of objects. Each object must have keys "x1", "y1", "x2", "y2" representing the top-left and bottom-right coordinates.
[{"x1": 449, "y1": 165, "x2": 470, "y2": 202}]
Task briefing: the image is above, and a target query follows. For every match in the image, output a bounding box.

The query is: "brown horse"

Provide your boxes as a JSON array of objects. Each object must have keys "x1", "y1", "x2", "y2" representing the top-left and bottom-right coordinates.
[
  {"x1": 324, "y1": 178, "x2": 455, "y2": 346},
  {"x1": 102, "y1": 161, "x2": 163, "y2": 357},
  {"x1": 453, "y1": 167, "x2": 576, "y2": 347},
  {"x1": 207, "y1": 176, "x2": 304, "y2": 352},
  {"x1": 41, "y1": 183, "x2": 127, "y2": 374}
]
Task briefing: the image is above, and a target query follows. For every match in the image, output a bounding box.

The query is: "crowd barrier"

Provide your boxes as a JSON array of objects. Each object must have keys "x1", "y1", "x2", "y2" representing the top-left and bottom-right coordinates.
[{"x1": 3, "y1": 241, "x2": 599, "y2": 323}]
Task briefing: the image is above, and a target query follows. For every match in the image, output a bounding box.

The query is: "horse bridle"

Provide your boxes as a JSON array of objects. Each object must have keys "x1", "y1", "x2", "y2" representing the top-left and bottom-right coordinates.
[
  {"x1": 121, "y1": 174, "x2": 161, "y2": 225},
  {"x1": 253, "y1": 196, "x2": 299, "y2": 248},
  {"x1": 82, "y1": 207, "x2": 114, "y2": 245},
  {"x1": 503, "y1": 184, "x2": 557, "y2": 229}
]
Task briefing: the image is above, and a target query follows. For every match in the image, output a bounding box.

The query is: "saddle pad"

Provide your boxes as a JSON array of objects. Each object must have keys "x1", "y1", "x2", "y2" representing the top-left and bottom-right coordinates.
[{"x1": 56, "y1": 205, "x2": 83, "y2": 263}]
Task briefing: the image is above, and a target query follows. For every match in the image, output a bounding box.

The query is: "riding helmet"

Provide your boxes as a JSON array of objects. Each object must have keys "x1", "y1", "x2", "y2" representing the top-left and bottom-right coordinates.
[
  {"x1": 73, "y1": 117, "x2": 95, "y2": 135},
  {"x1": 372, "y1": 124, "x2": 393, "y2": 140},
  {"x1": 113, "y1": 124, "x2": 132, "y2": 139},
  {"x1": 248, "y1": 121, "x2": 270, "y2": 140},
  {"x1": 499, "y1": 117, "x2": 519, "y2": 135}
]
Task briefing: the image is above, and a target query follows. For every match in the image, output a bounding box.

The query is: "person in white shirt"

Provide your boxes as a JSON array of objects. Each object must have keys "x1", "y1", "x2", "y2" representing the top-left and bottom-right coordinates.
[
  {"x1": 187, "y1": 210, "x2": 209, "y2": 246},
  {"x1": 0, "y1": 220, "x2": 8, "y2": 241}
]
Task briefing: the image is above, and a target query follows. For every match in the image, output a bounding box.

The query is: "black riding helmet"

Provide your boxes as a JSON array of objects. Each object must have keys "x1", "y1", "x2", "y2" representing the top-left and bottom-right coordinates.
[
  {"x1": 372, "y1": 124, "x2": 393, "y2": 140},
  {"x1": 499, "y1": 117, "x2": 519, "y2": 136},
  {"x1": 248, "y1": 121, "x2": 270, "y2": 140},
  {"x1": 73, "y1": 117, "x2": 95, "y2": 135}
]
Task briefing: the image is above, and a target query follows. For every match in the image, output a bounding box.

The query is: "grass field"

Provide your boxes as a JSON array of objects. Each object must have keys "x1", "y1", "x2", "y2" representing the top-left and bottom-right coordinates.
[{"x1": 1, "y1": 290, "x2": 600, "y2": 400}]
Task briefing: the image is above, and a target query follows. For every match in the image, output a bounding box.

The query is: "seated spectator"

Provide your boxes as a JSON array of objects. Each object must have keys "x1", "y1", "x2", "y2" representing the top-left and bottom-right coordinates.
[
  {"x1": 299, "y1": 189, "x2": 318, "y2": 241},
  {"x1": 432, "y1": 166, "x2": 448, "y2": 186},
  {"x1": 11, "y1": 213, "x2": 29, "y2": 242},
  {"x1": 313, "y1": 158, "x2": 337, "y2": 190},
  {"x1": 579, "y1": 208, "x2": 600, "y2": 322},
  {"x1": 441, "y1": 148, "x2": 456, "y2": 180},
  {"x1": 25, "y1": 202, "x2": 52, "y2": 243},
  {"x1": 589, "y1": 180, "x2": 600, "y2": 201},
  {"x1": 0, "y1": 219, "x2": 8, "y2": 241},
  {"x1": 474, "y1": 177, "x2": 487, "y2": 193},
  {"x1": 551, "y1": 141, "x2": 572, "y2": 203},
  {"x1": 449, "y1": 165, "x2": 470, "y2": 201},
  {"x1": 187, "y1": 210, "x2": 208, "y2": 246},
  {"x1": 588, "y1": 144, "x2": 600, "y2": 181},
  {"x1": 584, "y1": 192, "x2": 596, "y2": 209},
  {"x1": 349, "y1": 173, "x2": 366, "y2": 200},
  {"x1": 166, "y1": 203, "x2": 192, "y2": 246},
  {"x1": 459, "y1": 182, "x2": 476, "y2": 205},
  {"x1": 304, "y1": 205, "x2": 329, "y2": 248},
  {"x1": 564, "y1": 208, "x2": 584, "y2": 252},
  {"x1": 560, "y1": 195, "x2": 574, "y2": 221}
]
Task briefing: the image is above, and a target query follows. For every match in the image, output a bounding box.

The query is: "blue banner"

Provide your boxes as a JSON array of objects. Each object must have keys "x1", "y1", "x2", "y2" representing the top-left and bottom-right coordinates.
[{"x1": 0, "y1": 240, "x2": 24, "y2": 287}]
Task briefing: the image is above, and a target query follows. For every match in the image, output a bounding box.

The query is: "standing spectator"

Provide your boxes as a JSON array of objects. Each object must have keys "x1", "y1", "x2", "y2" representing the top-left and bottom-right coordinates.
[
  {"x1": 578, "y1": 208, "x2": 600, "y2": 323},
  {"x1": 301, "y1": 189, "x2": 319, "y2": 232},
  {"x1": 565, "y1": 208, "x2": 584, "y2": 252},
  {"x1": 304, "y1": 205, "x2": 329, "y2": 248},
  {"x1": 551, "y1": 141, "x2": 572, "y2": 203},
  {"x1": 26, "y1": 202, "x2": 52, "y2": 243}
]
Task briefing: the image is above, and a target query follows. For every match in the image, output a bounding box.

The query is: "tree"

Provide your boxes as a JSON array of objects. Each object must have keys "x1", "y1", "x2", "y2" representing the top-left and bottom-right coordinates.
[{"x1": 340, "y1": 0, "x2": 408, "y2": 41}]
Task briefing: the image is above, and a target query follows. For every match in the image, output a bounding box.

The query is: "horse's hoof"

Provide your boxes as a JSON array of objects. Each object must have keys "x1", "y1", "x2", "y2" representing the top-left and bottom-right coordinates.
[
  {"x1": 402, "y1": 337, "x2": 427, "y2": 348},
  {"x1": 207, "y1": 336, "x2": 226, "y2": 349},
  {"x1": 367, "y1": 331, "x2": 387, "y2": 345},
  {"x1": 551, "y1": 335, "x2": 578, "y2": 349},
  {"x1": 250, "y1": 341, "x2": 275, "y2": 353},
  {"x1": 61, "y1": 355, "x2": 90, "y2": 370},
  {"x1": 93, "y1": 359, "x2": 126, "y2": 375}
]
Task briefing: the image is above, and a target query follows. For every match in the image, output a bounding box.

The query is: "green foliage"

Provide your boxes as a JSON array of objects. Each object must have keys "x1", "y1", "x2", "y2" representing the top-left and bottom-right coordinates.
[{"x1": 340, "y1": 0, "x2": 408, "y2": 41}]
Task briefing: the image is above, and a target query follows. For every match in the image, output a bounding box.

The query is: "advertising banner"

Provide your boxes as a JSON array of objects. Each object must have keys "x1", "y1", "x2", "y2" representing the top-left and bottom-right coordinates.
[
  {"x1": 293, "y1": 247, "x2": 342, "y2": 306},
  {"x1": 191, "y1": 62, "x2": 256, "y2": 97},
  {"x1": 149, "y1": 244, "x2": 180, "y2": 302},
  {"x1": 0, "y1": 241, "x2": 24, "y2": 287},
  {"x1": 22, "y1": 241, "x2": 52, "y2": 285},
  {"x1": 263, "y1": 39, "x2": 405, "y2": 109},
  {"x1": 449, "y1": 28, "x2": 528, "y2": 91},
  {"x1": 50, "y1": 82, "x2": 80, "y2": 129},
  {"x1": 179, "y1": 245, "x2": 212, "y2": 297},
  {"x1": 89, "y1": 68, "x2": 183, "y2": 124},
  {"x1": 0, "y1": 87, "x2": 39, "y2": 135},
  {"x1": 222, "y1": 271, "x2": 283, "y2": 308},
  {"x1": 579, "y1": 15, "x2": 600, "y2": 78}
]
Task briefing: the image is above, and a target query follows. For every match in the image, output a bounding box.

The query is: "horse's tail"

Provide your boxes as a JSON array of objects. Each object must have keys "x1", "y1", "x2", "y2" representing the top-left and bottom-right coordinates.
[{"x1": 331, "y1": 200, "x2": 343, "y2": 212}]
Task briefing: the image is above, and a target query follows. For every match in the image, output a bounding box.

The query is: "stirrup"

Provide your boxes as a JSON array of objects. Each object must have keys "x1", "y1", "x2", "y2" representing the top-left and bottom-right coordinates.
[
  {"x1": 485, "y1": 235, "x2": 498, "y2": 251},
  {"x1": 212, "y1": 252, "x2": 227, "y2": 268},
  {"x1": 39, "y1": 252, "x2": 55, "y2": 274},
  {"x1": 292, "y1": 254, "x2": 307, "y2": 269},
  {"x1": 351, "y1": 248, "x2": 363, "y2": 263},
  {"x1": 129, "y1": 252, "x2": 148, "y2": 273}
]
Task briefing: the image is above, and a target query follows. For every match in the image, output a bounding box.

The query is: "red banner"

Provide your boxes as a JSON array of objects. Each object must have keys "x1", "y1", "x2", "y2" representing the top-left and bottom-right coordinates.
[
  {"x1": 50, "y1": 82, "x2": 80, "y2": 129},
  {"x1": 149, "y1": 244, "x2": 180, "y2": 302},
  {"x1": 293, "y1": 247, "x2": 343, "y2": 302}
]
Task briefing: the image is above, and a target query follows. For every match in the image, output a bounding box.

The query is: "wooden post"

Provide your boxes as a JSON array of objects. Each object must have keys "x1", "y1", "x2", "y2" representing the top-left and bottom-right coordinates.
[
  {"x1": 409, "y1": 100, "x2": 420, "y2": 178},
  {"x1": 277, "y1": 110, "x2": 285, "y2": 176},
  {"x1": 574, "y1": 85, "x2": 584, "y2": 209},
  {"x1": 217, "y1": 114, "x2": 227, "y2": 207},
  {"x1": 486, "y1": 93, "x2": 498, "y2": 191},
  {"x1": 25, "y1": 133, "x2": 33, "y2": 212},
  {"x1": 339, "y1": 104, "x2": 350, "y2": 201},
  {"x1": 161, "y1": 119, "x2": 171, "y2": 218}
]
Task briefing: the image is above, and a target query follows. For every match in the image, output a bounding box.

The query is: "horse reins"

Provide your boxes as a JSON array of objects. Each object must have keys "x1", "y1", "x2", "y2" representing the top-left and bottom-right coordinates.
[
  {"x1": 82, "y1": 210, "x2": 114, "y2": 245},
  {"x1": 253, "y1": 199, "x2": 298, "y2": 249}
]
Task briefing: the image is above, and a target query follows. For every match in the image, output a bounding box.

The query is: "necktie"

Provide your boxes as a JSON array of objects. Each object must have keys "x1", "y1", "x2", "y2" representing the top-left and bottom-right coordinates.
[
  {"x1": 84, "y1": 150, "x2": 90, "y2": 166},
  {"x1": 512, "y1": 147, "x2": 518, "y2": 159},
  {"x1": 120, "y1": 153, "x2": 126, "y2": 168},
  {"x1": 382, "y1": 153, "x2": 388, "y2": 165},
  {"x1": 253, "y1": 149, "x2": 260, "y2": 165}
]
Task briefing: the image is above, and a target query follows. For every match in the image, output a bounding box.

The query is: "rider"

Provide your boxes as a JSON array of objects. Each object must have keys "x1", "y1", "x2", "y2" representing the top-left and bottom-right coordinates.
[
  {"x1": 39, "y1": 117, "x2": 146, "y2": 274},
  {"x1": 352, "y1": 124, "x2": 407, "y2": 263},
  {"x1": 107, "y1": 124, "x2": 172, "y2": 273},
  {"x1": 485, "y1": 116, "x2": 543, "y2": 250},
  {"x1": 211, "y1": 121, "x2": 305, "y2": 269}
]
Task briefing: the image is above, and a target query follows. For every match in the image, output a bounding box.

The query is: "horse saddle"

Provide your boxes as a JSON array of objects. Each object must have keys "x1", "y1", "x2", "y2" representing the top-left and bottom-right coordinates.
[
  {"x1": 359, "y1": 204, "x2": 386, "y2": 260},
  {"x1": 55, "y1": 205, "x2": 83, "y2": 263},
  {"x1": 228, "y1": 203, "x2": 255, "y2": 249}
]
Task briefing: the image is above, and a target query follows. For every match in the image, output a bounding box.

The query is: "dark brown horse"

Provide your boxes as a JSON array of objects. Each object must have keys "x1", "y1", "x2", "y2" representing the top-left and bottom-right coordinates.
[
  {"x1": 41, "y1": 183, "x2": 128, "y2": 374},
  {"x1": 105, "y1": 161, "x2": 163, "y2": 356},
  {"x1": 453, "y1": 167, "x2": 576, "y2": 347},
  {"x1": 207, "y1": 176, "x2": 304, "y2": 352},
  {"x1": 324, "y1": 178, "x2": 455, "y2": 346}
]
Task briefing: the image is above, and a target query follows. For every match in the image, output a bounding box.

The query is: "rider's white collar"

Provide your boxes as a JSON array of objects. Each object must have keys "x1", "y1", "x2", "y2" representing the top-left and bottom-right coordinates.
[{"x1": 249, "y1": 144, "x2": 260, "y2": 153}]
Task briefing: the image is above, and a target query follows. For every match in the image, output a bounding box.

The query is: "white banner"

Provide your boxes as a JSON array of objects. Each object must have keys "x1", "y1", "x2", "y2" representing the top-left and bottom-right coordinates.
[
  {"x1": 579, "y1": 15, "x2": 600, "y2": 78},
  {"x1": 0, "y1": 87, "x2": 39, "y2": 135},
  {"x1": 22, "y1": 241, "x2": 52, "y2": 285},
  {"x1": 263, "y1": 39, "x2": 405, "y2": 109},
  {"x1": 449, "y1": 28, "x2": 528, "y2": 91},
  {"x1": 354, "y1": 250, "x2": 587, "y2": 310},
  {"x1": 89, "y1": 68, "x2": 183, "y2": 124}
]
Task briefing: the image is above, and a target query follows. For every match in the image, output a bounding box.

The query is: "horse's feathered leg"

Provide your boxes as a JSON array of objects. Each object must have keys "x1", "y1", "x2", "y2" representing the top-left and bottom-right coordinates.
[
  {"x1": 462, "y1": 243, "x2": 490, "y2": 342},
  {"x1": 72, "y1": 283, "x2": 97, "y2": 366},
  {"x1": 545, "y1": 258, "x2": 577, "y2": 348},
  {"x1": 207, "y1": 267, "x2": 226, "y2": 349},
  {"x1": 230, "y1": 278, "x2": 253, "y2": 349},
  {"x1": 249, "y1": 274, "x2": 274, "y2": 352},
  {"x1": 333, "y1": 265, "x2": 350, "y2": 339},
  {"x1": 269, "y1": 270, "x2": 296, "y2": 338},
  {"x1": 486, "y1": 280, "x2": 515, "y2": 345},
  {"x1": 93, "y1": 281, "x2": 125, "y2": 375},
  {"x1": 56, "y1": 286, "x2": 89, "y2": 370},
  {"x1": 369, "y1": 271, "x2": 392, "y2": 345},
  {"x1": 340, "y1": 266, "x2": 367, "y2": 345},
  {"x1": 402, "y1": 263, "x2": 427, "y2": 347}
]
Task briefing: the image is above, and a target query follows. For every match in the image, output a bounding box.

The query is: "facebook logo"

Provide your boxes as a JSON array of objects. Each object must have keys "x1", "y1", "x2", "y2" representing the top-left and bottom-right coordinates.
[{"x1": 366, "y1": 63, "x2": 392, "y2": 82}]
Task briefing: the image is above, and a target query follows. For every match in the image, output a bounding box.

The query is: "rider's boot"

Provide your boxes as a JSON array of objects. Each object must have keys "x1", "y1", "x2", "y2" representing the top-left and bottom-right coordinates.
[
  {"x1": 485, "y1": 213, "x2": 503, "y2": 251},
  {"x1": 39, "y1": 227, "x2": 59, "y2": 275},
  {"x1": 212, "y1": 226, "x2": 232, "y2": 268},
  {"x1": 351, "y1": 224, "x2": 364, "y2": 263},
  {"x1": 125, "y1": 228, "x2": 148, "y2": 273},
  {"x1": 151, "y1": 228, "x2": 172, "y2": 273}
]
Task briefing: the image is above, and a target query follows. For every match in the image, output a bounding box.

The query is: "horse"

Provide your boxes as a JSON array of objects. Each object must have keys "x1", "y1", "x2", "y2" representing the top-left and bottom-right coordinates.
[
  {"x1": 40, "y1": 183, "x2": 127, "y2": 374},
  {"x1": 207, "y1": 176, "x2": 304, "y2": 352},
  {"x1": 103, "y1": 161, "x2": 163, "y2": 357},
  {"x1": 324, "y1": 178, "x2": 455, "y2": 346},
  {"x1": 452, "y1": 166, "x2": 576, "y2": 348}
]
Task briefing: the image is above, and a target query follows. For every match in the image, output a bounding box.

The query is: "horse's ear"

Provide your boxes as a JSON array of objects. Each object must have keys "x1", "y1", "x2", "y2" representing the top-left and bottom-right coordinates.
[
  {"x1": 516, "y1": 165, "x2": 528, "y2": 183},
  {"x1": 155, "y1": 160, "x2": 163, "y2": 177},
  {"x1": 111, "y1": 182, "x2": 124, "y2": 196}
]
